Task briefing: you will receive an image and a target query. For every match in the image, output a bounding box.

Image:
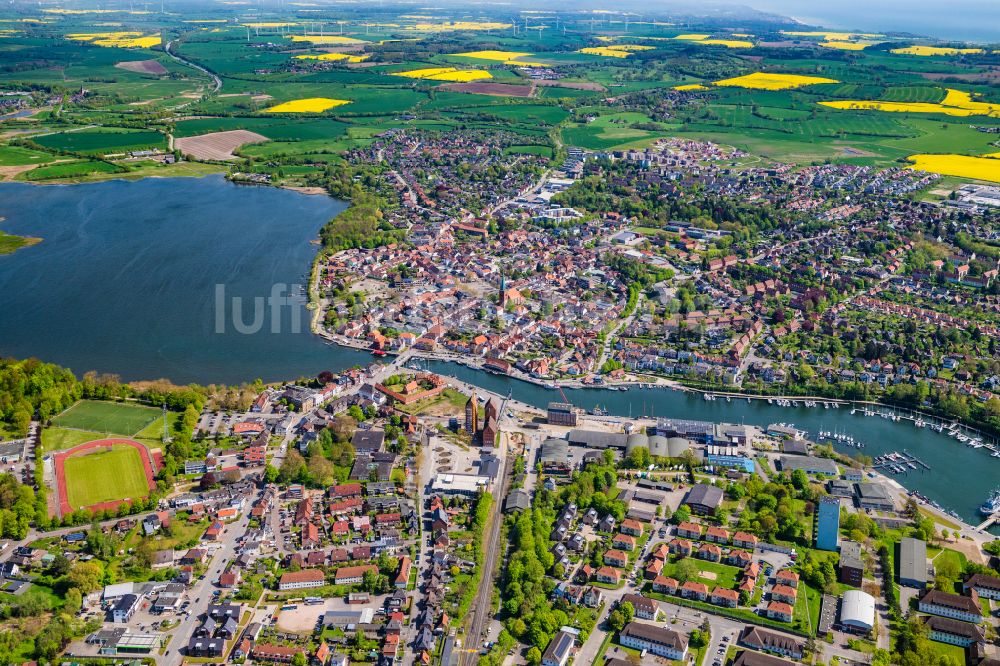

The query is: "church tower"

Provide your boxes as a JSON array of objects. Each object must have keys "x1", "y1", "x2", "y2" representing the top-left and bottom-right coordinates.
[{"x1": 465, "y1": 391, "x2": 479, "y2": 435}]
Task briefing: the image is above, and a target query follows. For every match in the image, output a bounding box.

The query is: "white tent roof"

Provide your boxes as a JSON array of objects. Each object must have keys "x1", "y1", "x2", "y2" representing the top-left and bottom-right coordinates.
[
  {"x1": 841, "y1": 590, "x2": 875, "y2": 630},
  {"x1": 103, "y1": 582, "x2": 135, "y2": 600}
]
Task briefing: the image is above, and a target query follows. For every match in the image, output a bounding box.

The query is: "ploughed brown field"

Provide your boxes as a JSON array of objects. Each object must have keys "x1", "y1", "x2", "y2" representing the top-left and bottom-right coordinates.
[
  {"x1": 438, "y1": 81, "x2": 535, "y2": 97},
  {"x1": 115, "y1": 59, "x2": 169, "y2": 75},
  {"x1": 914, "y1": 68, "x2": 1000, "y2": 83},
  {"x1": 175, "y1": 129, "x2": 269, "y2": 161},
  {"x1": 533, "y1": 79, "x2": 606, "y2": 91}
]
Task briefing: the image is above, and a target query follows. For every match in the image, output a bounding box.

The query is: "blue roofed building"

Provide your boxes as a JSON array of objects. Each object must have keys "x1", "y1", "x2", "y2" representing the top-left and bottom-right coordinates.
[{"x1": 816, "y1": 496, "x2": 841, "y2": 551}]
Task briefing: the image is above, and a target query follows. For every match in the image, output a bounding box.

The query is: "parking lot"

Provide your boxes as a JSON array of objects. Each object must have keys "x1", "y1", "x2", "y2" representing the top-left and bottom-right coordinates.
[
  {"x1": 431, "y1": 437, "x2": 479, "y2": 475},
  {"x1": 275, "y1": 603, "x2": 330, "y2": 633}
]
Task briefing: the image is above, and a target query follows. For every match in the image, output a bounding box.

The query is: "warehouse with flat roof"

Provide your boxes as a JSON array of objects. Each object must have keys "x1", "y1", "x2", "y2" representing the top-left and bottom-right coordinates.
[
  {"x1": 777, "y1": 455, "x2": 839, "y2": 476},
  {"x1": 898, "y1": 537, "x2": 928, "y2": 588},
  {"x1": 567, "y1": 429, "x2": 628, "y2": 449},
  {"x1": 431, "y1": 473, "x2": 490, "y2": 497}
]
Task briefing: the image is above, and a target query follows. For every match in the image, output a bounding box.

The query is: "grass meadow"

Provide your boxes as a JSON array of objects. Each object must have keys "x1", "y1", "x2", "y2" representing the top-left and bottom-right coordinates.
[
  {"x1": 63, "y1": 445, "x2": 150, "y2": 508},
  {"x1": 51, "y1": 400, "x2": 160, "y2": 436}
]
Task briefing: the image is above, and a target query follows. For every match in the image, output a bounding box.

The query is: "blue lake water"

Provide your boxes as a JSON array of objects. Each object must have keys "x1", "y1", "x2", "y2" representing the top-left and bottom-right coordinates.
[
  {"x1": 0, "y1": 175, "x2": 371, "y2": 384},
  {"x1": 748, "y1": 0, "x2": 1000, "y2": 43}
]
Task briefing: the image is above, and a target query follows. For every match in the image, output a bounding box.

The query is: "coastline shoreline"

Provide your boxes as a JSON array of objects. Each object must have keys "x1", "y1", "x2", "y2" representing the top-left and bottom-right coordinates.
[{"x1": 305, "y1": 314, "x2": 1000, "y2": 447}]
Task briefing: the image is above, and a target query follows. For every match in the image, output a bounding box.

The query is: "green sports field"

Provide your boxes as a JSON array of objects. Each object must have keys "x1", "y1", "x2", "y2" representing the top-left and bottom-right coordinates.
[
  {"x1": 51, "y1": 400, "x2": 160, "y2": 435},
  {"x1": 63, "y1": 445, "x2": 150, "y2": 508}
]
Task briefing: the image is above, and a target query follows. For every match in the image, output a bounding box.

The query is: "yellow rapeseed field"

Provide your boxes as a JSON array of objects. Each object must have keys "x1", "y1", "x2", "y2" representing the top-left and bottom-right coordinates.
[
  {"x1": 404, "y1": 21, "x2": 511, "y2": 32},
  {"x1": 449, "y1": 50, "x2": 533, "y2": 61},
  {"x1": 66, "y1": 32, "x2": 160, "y2": 48},
  {"x1": 891, "y1": 45, "x2": 983, "y2": 56},
  {"x1": 670, "y1": 34, "x2": 752, "y2": 48},
  {"x1": 714, "y1": 72, "x2": 839, "y2": 90},
  {"x1": 820, "y1": 88, "x2": 1000, "y2": 118},
  {"x1": 289, "y1": 35, "x2": 366, "y2": 45},
  {"x1": 183, "y1": 19, "x2": 228, "y2": 23},
  {"x1": 100, "y1": 35, "x2": 159, "y2": 48},
  {"x1": 294, "y1": 52, "x2": 369, "y2": 63},
  {"x1": 820, "y1": 100, "x2": 979, "y2": 116},
  {"x1": 578, "y1": 47, "x2": 632, "y2": 58},
  {"x1": 395, "y1": 67, "x2": 492, "y2": 82},
  {"x1": 699, "y1": 39, "x2": 754, "y2": 48},
  {"x1": 820, "y1": 41, "x2": 871, "y2": 50},
  {"x1": 674, "y1": 84, "x2": 709, "y2": 91},
  {"x1": 447, "y1": 49, "x2": 545, "y2": 65},
  {"x1": 941, "y1": 89, "x2": 1000, "y2": 114},
  {"x1": 907, "y1": 154, "x2": 1000, "y2": 182},
  {"x1": 264, "y1": 98, "x2": 351, "y2": 113},
  {"x1": 578, "y1": 44, "x2": 656, "y2": 58}
]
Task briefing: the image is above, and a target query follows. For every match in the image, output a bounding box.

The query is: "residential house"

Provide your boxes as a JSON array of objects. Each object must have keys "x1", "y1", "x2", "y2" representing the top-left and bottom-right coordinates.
[
  {"x1": 680, "y1": 581, "x2": 708, "y2": 601},
  {"x1": 541, "y1": 630, "x2": 575, "y2": 666},
  {"x1": 676, "y1": 522, "x2": 702, "y2": 539},
  {"x1": 620, "y1": 594, "x2": 659, "y2": 620},
  {"x1": 697, "y1": 543, "x2": 722, "y2": 562},
  {"x1": 604, "y1": 550, "x2": 629, "y2": 568},
  {"x1": 705, "y1": 526, "x2": 730, "y2": 544},
  {"x1": 652, "y1": 576, "x2": 678, "y2": 595},
  {"x1": 669, "y1": 538, "x2": 692, "y2": 557},
  {"x1": 738, "y1": 627, "x2": 804, "y2": 659},
  {"x1": 595, "y1": 567, "x2": 621, "y2": 585},
  {"x1": 765, "y1": 601, "x2": 793, "y2": 623},
  {"x1": 918, "y1": 590, "x2": 983, "y2": 623},
  {"x1": 775, "y1": 570, "x2": 799, "y2": 589},
  {"x1": 711, "y1": 588, "x2": 739, "y2": 608},
  {"x1": 619, "y1": 623, "x2": 688, "y2": 661}
]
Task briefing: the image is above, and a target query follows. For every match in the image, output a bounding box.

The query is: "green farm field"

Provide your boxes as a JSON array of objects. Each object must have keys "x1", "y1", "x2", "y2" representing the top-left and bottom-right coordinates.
[
  {"x1": 0, "y1": 145, "x2": 56, "y2": 166},
  {"x1": 19, "y1": 160, "x2": 124, "y2": 181},
  {"x1": 63, "y1": 445, "x2": 151, "y2": 508},
  {"x1": 51, "y1": 400, "x2": 160, "y2": 436},
  {"x1": 32, "y1": 129, "x2": 166, "y2": 156},
  {"x1": 562, "y1": 112, "x2": 677, "y2": 151}
]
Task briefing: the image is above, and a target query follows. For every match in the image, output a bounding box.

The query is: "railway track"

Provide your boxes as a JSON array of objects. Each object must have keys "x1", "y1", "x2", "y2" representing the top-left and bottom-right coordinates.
[{"x1": 458, "y1": 431, "x2": 513, "y2": 666}]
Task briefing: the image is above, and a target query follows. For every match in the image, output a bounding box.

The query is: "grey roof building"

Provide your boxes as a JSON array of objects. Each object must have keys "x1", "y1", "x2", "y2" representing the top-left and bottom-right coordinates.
[
  {"x1": 899, "y1": 537, "x2": 928, "y2": 588},
  {"x1": 567, "y1": 429, "x2": 628, "y2": 449},
  {"x1": 857, "y1": 482, "x2": 895, "y2": 510},
  {"x1": 505, "y1": 489, "x2": 530, "y2": 513},
  {"x1": 685, "y1": 483, "x2": 724, "y2": 515},
  {"x1": 541, "y1": 630, "x2": 575, "y2": 666},
  {"x1": 777, "y1": 455, "x2": 839, "y2": 476},
  {"x1": 351, "y1": 429, "x2": 385, "y2": 453}
]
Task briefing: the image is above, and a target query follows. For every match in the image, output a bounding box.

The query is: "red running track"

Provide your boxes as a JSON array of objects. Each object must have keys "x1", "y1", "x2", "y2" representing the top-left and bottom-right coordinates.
[{"x1": 53, "y1": 438, "x2": 158, "y2": 517}]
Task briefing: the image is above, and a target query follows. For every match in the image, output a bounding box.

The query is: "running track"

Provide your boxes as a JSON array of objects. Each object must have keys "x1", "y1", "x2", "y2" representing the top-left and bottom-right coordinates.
[{"x1": 53, "y1": 438, "x2": 157, "y2": 517}]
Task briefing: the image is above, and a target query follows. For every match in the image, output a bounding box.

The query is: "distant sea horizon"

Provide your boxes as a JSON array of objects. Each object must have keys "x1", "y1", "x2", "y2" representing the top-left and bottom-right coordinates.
[{"x1": 747, "y1": 0, "x2": 1000, "y2": 43}]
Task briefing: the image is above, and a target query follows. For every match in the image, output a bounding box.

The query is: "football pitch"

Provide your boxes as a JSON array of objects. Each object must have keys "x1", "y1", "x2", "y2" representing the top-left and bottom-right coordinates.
[
  {"x1": 62, "y1": 445, "x2": 151, "y2": 508},
  {"x1": 51, "y1": 400, "x2": 160, "y2": 436}
]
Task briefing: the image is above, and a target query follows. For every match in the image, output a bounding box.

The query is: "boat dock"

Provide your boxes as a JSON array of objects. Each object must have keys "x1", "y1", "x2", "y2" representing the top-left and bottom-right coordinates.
[
  {"x1": 976, "y1": 512, "x2": 1000, "y2": 531},
  {"x1": 871, "y1": 450, "x2": 930, "y2": 475},
  {"x1": 852, "y1": 405, "x2": 1000, "y2": 457}
]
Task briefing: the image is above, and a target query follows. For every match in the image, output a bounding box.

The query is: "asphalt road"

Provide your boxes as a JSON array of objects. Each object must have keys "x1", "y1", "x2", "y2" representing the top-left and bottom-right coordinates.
[{"x1": 162, "y1": 492, "x2": 258, "y2": 666}]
